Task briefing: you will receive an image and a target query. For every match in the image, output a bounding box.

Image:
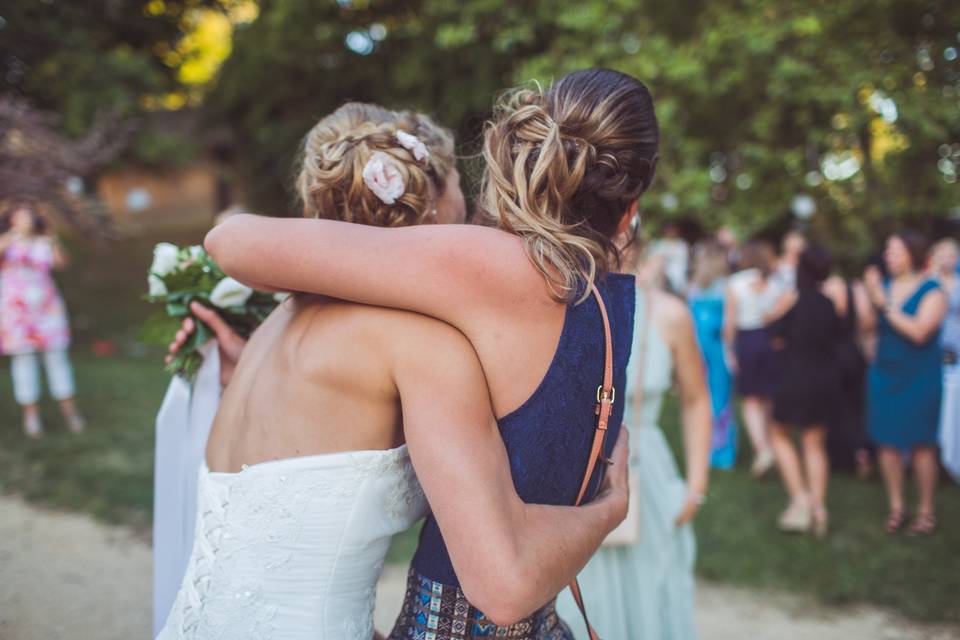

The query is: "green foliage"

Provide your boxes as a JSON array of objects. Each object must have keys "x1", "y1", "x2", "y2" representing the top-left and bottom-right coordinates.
[
  {"x1": 0, "y1": 0, "x2": 228, "y2": 167},
  {"x1": 207, "y1": 0, "x2": 959, "y2": 262},
  {"x1": 133, "y1": 127, "x2": 202, "y2": 167}
]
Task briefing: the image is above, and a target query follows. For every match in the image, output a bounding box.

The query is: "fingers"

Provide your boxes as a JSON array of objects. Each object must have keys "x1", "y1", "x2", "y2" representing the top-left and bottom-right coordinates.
[
  {"x1": 604, "y1": 426, "x2": 630, "y2": 491},
  {"x1": 190, "y1": 301, "x2": 236, "y2": 343},
  {"x1": 611, "y1": 425, "x2": 630, "y2": 467},
  {"x1": 167, "y1": 317, "x2": 196, "y2": 356}
]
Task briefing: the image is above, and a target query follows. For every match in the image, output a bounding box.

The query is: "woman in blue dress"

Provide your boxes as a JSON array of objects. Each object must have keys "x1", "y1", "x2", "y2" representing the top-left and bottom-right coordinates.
[
  {"x1": 688, "y1": 240, "x2": 738, "y2": 469},
  {"x1": 864, "y1": 231, "x2": 947, "y2": 536}
]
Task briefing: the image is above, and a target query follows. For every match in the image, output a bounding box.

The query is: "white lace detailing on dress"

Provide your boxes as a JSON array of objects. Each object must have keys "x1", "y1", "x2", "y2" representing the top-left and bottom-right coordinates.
[{"x1": 157, "y1": 445, "x2": 426, "y2": 640}]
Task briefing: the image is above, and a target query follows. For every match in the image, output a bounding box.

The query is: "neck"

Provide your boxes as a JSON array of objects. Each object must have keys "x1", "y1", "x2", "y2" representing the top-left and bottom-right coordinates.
[{"x1": 894, "y1": 270, "x2": 918, "y2": 283}]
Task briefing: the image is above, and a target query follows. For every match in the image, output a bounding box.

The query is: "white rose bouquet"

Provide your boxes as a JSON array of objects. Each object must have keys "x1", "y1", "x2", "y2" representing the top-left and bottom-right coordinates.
[{"x1": 139, "y1": 242, "x2": 278, "y2": 381}]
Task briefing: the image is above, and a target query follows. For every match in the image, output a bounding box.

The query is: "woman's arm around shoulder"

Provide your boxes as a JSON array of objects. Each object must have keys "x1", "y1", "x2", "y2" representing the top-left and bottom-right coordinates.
[
  {"x1": 205, "y1": 214, "x2": 544, "y2": 331},
  {"x1": 885, "y1": 285, "x2": 947, "y2": 346},
  {"x1": 386, "y1": 315, "x2": 628, "y2": 625}
]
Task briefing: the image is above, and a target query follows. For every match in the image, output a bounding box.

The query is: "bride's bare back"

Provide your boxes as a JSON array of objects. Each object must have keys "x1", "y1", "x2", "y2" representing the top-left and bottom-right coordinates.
[{"x1": 206, "y1": 295, "x2": 445, "y2": 472}]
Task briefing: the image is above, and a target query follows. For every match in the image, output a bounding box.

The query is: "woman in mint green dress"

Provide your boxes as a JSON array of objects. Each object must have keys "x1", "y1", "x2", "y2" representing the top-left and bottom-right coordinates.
[{"x1": 557, "y1": 285, "x2": 713, "y2": 639}]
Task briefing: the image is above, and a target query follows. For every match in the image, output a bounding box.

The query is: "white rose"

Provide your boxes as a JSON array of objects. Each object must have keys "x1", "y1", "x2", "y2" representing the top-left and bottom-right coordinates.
[
  {"x1": 361, "y1": 152, "x2": 405, "y2": 205},
  {"x1": 396, "y1": 130, "x2": 430, "y2": 162},
  {"x1": 210, "y1": 277, "x2": 253, "y2": 309},
  {"x1": 188, "y1": 245, "x2": 206, "y2": 261},
  {"x1": 151, "y1": 242, "x2": 180, "y2": 276},
  {"x1": 148, "y1": 275, "x2": 168, "y2": 297}
]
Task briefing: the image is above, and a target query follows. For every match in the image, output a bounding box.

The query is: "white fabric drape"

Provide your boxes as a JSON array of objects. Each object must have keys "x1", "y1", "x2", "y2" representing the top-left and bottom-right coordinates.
[
  {"x1": 152, "y1": 343, "x2": 221, "y2": 636},
  {"x1": 941, "y1": 363, "x2": 960, "y2": 484}
]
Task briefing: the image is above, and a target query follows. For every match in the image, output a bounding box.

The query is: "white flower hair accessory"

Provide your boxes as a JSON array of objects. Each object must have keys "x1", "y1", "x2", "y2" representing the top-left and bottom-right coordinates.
[
  {"x1": 396, "y1": 130, "x2": 430, "y2": 162},
  {"x1": 362, "y1": 152, "x2": 406, "y2": 205}
]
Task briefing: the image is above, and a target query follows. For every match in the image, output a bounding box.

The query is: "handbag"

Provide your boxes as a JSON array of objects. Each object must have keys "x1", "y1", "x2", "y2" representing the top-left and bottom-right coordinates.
[
  {"x1": 566, "y1": 282, "x2": 639, "y2": 640},
  {"x1": 600, "y1": 288, "x2": 653, "y2": 547}
]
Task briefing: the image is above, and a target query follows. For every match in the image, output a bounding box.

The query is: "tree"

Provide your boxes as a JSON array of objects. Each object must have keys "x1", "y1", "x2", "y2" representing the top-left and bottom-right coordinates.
[
  {"x1": 0, "y1": 0, "x2": 253, "y2": 229},
  {"x1": 0, "y1": 96, "x2": 133, "y2": 234},
  {"x1": 204, "y1": 0, "x2": 550, "y2": 209},
  {"x1": 203, "y1": 0, "x2": 960, "y2": 261},
  {"x1": 518, "y1": 0, "x2": 960, "y2": 262}
]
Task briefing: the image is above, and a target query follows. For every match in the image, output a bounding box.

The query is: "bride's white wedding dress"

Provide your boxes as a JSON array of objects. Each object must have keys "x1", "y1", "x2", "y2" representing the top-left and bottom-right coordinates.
[{"x1": 156, "y1": 445, "x2": 427, "y2": 640}]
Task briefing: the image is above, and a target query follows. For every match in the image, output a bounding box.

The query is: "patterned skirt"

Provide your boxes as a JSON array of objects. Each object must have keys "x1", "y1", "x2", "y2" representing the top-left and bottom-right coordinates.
[{"x1": 387, "y1": 569, "x2": 573, "y2": 639}]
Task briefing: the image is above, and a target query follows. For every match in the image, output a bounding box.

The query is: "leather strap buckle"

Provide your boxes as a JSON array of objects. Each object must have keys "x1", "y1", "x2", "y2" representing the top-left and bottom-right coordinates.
[{"x1": 596, "y1": 385, "x2": 616, "y2": 404}]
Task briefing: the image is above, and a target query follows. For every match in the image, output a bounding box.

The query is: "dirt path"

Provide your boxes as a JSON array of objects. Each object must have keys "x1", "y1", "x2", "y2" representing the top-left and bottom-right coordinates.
[{"x1": 0, "y1": 495, "x2": 955, "y2": 640}]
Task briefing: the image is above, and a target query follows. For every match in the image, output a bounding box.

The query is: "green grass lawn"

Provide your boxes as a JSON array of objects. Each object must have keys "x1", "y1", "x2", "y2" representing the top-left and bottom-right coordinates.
[{"x1": 0, "y1": 223, "x2": 957, "y2": 624}]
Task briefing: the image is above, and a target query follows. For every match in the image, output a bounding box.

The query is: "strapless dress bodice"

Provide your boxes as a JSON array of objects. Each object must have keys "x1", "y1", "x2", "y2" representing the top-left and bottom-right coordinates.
[{"x1": 157, "y1": 445, "x2": 427, "y2": 640}]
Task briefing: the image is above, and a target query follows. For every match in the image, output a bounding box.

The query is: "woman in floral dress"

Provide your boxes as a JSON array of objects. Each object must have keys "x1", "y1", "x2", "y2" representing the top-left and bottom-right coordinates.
[{"x1": 0, "y1": 199, "x2": 84, "y2": 437}]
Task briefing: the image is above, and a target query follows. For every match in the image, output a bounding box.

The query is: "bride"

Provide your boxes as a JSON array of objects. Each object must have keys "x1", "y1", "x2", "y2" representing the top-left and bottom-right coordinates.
[{"x1": 156, "y1": 102, "x2": 629, "y2": 639}]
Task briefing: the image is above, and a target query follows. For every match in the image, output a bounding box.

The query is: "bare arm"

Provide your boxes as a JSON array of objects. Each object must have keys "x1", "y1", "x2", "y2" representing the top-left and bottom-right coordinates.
[
  {"x1": 764, "y1": 288, "x2": 797, "y2": 324},
  {"x1": 205, "y1": 214, "x2": 535, "y2": 329},
  {"x1": 722, "y1": 286, "x2": 738, "y2": 371},
  {"x1": 884, "y1": 289, "x2": 947, "y2": 346},
  {"x1": 852, "y1": 280, "x2": 876, "y2": 333},
  {"x1": 394, "y1": 324, "x2": 628, "y2": 625},
  {"x1": 655, "y1": 293, "x2": 711, "y2": 526},
  {"x1": 50, "y1": 237, "x2": 68, "y2": 269}
]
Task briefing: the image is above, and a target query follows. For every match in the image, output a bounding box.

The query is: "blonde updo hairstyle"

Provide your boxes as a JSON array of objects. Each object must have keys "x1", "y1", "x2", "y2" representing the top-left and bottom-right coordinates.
[
  {"x1": 297, "y1": 102, "x2": 455, "y2": 228},
  {"x1": 480, "y1": 68, "x2": 659, "y2": 302}
]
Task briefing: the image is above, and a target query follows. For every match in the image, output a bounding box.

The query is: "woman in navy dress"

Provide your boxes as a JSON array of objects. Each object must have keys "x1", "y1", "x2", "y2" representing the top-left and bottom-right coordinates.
[
  {"x1": 864, "y1": 232, "x2": 947, "y2": 536},
  {"x1": 208, "y1": 68, "x2": 659, "y2": 638}
]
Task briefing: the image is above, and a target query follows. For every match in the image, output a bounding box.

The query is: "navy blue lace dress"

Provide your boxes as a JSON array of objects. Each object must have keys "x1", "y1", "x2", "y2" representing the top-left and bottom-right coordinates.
[{"x1": 388, "y1": 273, "x2": 636, "y2": 640}]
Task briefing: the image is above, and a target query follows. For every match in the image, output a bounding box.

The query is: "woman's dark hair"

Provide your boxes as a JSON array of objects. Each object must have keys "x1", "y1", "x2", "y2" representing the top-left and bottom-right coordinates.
[
  {"x1": 891, "y1": 230, "x2": 929, "y2": 271},
  {"x1": 0, "y1": 198, "x2": 48, "y2": 235},
  {"x1": 797, "y1": 244, "x2": 833, "y2": 291},
  {"x1": 481, "y1": 67, "x2": 659, "y2": 301},
  {"x1": 737, "y1": 239, "x2": 775, "y2": 277}
]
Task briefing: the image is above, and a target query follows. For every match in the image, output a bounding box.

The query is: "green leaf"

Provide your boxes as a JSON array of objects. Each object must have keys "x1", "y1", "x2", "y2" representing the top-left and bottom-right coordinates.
[{"x1": 137, "y1": 311, "x2": 182, "y2": 347}]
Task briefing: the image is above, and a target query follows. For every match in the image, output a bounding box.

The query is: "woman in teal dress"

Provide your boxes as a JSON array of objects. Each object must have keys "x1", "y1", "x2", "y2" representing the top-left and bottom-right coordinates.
[
  {"x1": 864, "y1": 232, "x2": 947, "y2": 536},
  {"x1": 688, "y1": 241, "x2": 738, "y2": 469},
  {"x1": 556, "y1": 284, "x2": 713, "y2": 639}
]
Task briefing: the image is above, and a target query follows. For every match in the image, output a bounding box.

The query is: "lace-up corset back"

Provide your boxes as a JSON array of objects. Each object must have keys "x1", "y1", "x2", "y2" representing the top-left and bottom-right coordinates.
[{"x1": 157, "y1": 446, "x2": 427, "y2": 640}]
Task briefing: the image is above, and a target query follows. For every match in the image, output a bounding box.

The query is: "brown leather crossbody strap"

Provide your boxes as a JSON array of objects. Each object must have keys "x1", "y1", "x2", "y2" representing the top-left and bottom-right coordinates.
[
  {"x1": 567, "y1": 282, "x2": 615, "y2": 640},
  {"x1": 574, "y1": 283, "x2": 615, "y2": 504}
]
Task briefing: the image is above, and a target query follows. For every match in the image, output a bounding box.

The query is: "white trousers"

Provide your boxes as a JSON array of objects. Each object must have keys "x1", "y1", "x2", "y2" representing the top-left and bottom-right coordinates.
[{"x1": 10, "y1": 350, "x2": 76, "y2": 405}]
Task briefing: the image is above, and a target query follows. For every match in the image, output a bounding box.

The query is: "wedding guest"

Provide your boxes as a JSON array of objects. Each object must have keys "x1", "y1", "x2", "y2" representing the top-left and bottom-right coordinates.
[
  {"x1": 822, "y1": 271, "x2": 872, "y2": 475},
  {"x1": 768, "y1": 246, "x2": 841, "y2": 537},
  {"x1": 716, "y1": 226, "x2": 740, "y2": 270},
  {"x1": 650, "y1": 222, "x2": 690, "y2": 295},
  {"x1": 724, "y1": 240, "x2": 783, "y2": 477},
  {"x1": 773, "y1": 230, "x2": 806, "y2": 292},
  {"x1": 689, "y1": 240, "x2": 738, "y2": 469},
  {"x1": 930, "y1": 239, "x2": 960, "y2": 482},
  {"x1": 865, "y1": 232, "x2": 946, "y2": 535},
  {"x1": 557, "y1": 270, "x2": 712, "y2": 640},
  {"x1": 0, "y1": 199, "x2": 84, "y2": 437}
]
